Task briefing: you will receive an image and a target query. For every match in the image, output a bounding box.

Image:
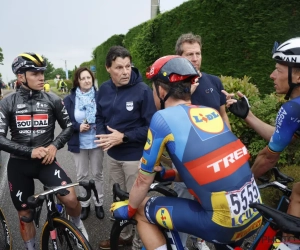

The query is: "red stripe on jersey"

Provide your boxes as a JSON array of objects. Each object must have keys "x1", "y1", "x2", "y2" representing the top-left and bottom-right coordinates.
[
  {"x1": 16, "y1": 115, "x2": 31, "y2": 121},
  {"x1": 33, "y1": 114, "x2": 48, "y2": 120},
  {"x1": 184, "y1": 140, "x2": 249, "y2": 185}
]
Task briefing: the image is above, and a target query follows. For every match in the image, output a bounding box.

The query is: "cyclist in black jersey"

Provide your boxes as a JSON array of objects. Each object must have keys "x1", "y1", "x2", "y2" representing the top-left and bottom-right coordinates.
[
  {"x1": 0, "y1": 52, "x2": 88, "y2": 250},
  {"x1": 223, "y1": 37, "x2": 300, "y2": 249}
]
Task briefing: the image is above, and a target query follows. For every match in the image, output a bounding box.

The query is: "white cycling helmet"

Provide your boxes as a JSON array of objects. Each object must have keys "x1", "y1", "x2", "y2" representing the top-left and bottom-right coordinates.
[
  {"x1": 272, "y1": 37, "x2": 300, "y2": 100},
  {"x1": 272, "y1": 37, "x2": 300, "y2": 67}
]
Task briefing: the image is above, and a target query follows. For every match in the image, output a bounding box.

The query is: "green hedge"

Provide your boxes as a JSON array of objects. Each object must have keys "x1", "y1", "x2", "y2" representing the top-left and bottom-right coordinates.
[
  {"x1": 93, "y1": 35, "x2": 124, "y2": 86},
  {"x1": 92, "y1": 0, "x2": 300, "y2": 93}
]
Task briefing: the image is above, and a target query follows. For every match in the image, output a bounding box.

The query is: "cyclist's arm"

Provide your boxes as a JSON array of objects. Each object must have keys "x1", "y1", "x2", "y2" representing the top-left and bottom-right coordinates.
[
  {"x1": 251, "y1": 147, "x2": 280, "y2": 178},
  {"x1": 252, "y1": 103, "x2": 300, "y2": 177},
  {"x1": 63, "y1": 96, "x2": 81, "y2": 132},
  {"x1": 244, "y1": 111, "x2": 275, "y2": 141},
  {"x1": 51, "y1": 97, "x2": 73, "y2": 149},
  {"x1": 0, "y1": 99, "x2": 32, "y2": 157},
  {"x1": 129, "y1": 170, "x2": 155, "y2": 210}
]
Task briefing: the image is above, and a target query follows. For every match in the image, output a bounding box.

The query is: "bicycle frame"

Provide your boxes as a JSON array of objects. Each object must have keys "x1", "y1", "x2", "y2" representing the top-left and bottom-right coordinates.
[{"x1": 22, "y1": 180, "x2": 98, "y2": 250}]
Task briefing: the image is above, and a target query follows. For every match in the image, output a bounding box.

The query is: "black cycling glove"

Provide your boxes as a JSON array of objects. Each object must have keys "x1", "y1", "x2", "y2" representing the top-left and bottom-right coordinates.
[{"x1": 228, "y1": 96, "x2": 250, "y2": 119}]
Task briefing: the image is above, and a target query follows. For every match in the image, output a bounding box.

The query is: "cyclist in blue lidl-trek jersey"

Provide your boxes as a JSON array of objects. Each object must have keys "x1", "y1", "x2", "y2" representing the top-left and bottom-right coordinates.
[
  {"x1": 223, "y1": 37, "x2": 300, "y2": 250},
  {"x1": 110, "y1": 55, "x2": 262, "y2": 250}
]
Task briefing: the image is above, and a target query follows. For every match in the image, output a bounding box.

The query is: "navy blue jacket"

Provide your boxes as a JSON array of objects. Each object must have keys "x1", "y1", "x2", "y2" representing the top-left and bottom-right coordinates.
[
  {"x1": 63, "y1": 87, "x2": 98, "y2": 153},
  {"x1": 96, "y1": 67, "x2": 156, "y2": 161}
]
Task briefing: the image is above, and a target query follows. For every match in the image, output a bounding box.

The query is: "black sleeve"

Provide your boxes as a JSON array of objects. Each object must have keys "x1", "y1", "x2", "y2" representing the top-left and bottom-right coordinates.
[
  {"x1": 51, "y1": 97, "x2": 74, "y2": 149},
  {"x1": 0, "y1": 98, "x2": 33, "y2": 157}
]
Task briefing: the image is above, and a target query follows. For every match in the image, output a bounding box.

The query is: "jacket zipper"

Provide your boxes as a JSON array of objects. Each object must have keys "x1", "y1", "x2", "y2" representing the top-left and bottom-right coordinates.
[
  {"x1": 111, "y1": 88, "x2": 118, "y2": 125},
  {"x1": 30, "y1": 90, "x2": 33, "y2": 147}
]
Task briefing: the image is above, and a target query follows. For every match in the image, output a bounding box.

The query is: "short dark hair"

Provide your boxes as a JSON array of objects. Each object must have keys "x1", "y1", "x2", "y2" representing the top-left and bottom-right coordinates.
[
  {"x1": 154, "y1": 79, "x2": 191, "y2": 101},
  {"x1": 73, "y1": 67, "x2": 95, "y2": 88},
  {"x1": 293, "y1": 67, "x2": 300, "y2": 74},
  {"x1": 105, "y1": 46, "x2": 132, "y2": 67},
  {"x1": 175, "y1": 33, "x2": 202, "y2": 56}
]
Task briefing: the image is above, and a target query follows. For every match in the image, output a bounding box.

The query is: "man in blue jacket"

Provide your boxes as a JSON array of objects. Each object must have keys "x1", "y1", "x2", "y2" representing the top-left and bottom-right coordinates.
[{"x1": 95, "y1": 45, "x2": 157, "y2": 249}]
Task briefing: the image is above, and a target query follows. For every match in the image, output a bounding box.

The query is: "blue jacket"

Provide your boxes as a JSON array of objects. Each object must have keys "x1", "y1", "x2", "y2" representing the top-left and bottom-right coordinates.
[
  {"x1": 63, "y1": 87, "x2": 98, "y2": 153},
  {"x1": 96, "y1": 67, "x2": 156, "y2": 161}
]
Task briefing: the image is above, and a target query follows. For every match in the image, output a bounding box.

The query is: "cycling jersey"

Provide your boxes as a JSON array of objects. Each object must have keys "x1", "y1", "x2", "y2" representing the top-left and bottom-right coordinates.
[
  {"x1": 140, "y1": 104, "x2": 262, "y2": 243},
  {"x1": 269, "y1": 97, "x2": 300, "y2": 152},
  {"x1": 0, "y1": 86, "x2": 74, "y2": 211},
  {"x1": 0, "y1": 86, "x2": 73, "y2": 158}
]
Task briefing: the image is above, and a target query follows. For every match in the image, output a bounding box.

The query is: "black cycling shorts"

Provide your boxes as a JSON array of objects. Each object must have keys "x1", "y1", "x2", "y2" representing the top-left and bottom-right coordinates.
[{"x1": 7, "y1": 158, "x2": 72, "y2": 211}]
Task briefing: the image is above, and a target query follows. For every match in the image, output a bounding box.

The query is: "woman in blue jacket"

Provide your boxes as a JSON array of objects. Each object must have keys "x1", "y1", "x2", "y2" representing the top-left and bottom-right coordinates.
[{"x1": 64, "y1": 67, "x2": 104, "y2": 220}]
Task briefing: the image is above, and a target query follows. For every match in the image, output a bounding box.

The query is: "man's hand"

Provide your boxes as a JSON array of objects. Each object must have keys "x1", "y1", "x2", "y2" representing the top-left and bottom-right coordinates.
[
  {"x1": 41, "y1": 144, "x2": 57, "y2": 165},
  {"x1": 80, "y1": 123, "x2": 90, "y2": 133},
  {"x1": 94, "y1": 126, "x2": 124, "y2": 151},
  {"x1": 222, "y1": 90, "x2": 251, "y2": 119},
  {"x1": 110, "y1": 200, "x2": 137, "y2": 220},
  {"x1": 31, "y1": 147, "x2": 49, "y2": 159}
]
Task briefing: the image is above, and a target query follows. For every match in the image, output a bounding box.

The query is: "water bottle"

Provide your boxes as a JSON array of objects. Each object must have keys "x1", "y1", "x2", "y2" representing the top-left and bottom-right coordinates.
[{"x1": 56, "y1": 204, "x2": 64, "y2": 215}]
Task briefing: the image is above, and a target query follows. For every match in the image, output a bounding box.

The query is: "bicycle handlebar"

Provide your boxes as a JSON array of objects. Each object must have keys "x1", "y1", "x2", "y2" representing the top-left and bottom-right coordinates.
[
  {"x1": 21, "y1": 180, "x2": 98, "y2": 223},
  {"x1": 113, "y1": 181, "x2": 177, "y2": 202},
  {"x1": 257, "y1": 167, "x2": 294, "y2": 184}
]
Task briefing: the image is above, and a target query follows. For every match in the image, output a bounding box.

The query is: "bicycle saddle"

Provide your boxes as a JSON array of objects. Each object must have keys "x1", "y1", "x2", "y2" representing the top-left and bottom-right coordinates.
[{"x1": 250, "y1": 203, "x2": 300, "y2": 237}]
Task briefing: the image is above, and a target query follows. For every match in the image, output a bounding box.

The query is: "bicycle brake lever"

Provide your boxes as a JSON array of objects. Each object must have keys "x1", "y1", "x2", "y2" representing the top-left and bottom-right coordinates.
[
  {"x1": 90, "y1": 180, "x2": 100, "y2": 203},
  {"x1": 34, "y1": 205, "x2": 43, "y2": 228},
  {"x1": 77, "y1": 180, "x2": 93, "y2": 201}
]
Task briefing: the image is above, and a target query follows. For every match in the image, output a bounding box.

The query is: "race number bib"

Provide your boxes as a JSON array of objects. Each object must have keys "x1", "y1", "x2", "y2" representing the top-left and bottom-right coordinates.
[{"x1": 226, "y1": 177, "x2": 261, "y2": 226}]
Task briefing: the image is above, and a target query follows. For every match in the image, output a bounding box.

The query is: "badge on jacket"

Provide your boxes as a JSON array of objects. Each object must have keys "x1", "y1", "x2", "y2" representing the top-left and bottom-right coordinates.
[{"x1": 126, "y1": 101, "x2": 133, "y2": 111}]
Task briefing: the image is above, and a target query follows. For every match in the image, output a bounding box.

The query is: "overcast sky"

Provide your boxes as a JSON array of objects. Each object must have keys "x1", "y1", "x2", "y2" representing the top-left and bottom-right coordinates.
[{"x1": 0, "y1": 0, "x2": 187, "y2": 82}]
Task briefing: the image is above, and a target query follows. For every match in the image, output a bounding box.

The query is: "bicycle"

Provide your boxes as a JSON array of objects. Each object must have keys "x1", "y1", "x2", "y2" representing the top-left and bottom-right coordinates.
[
  {"x1": 110, "y1": 181, "x2": 181, "y2": 250},
  {"x1": 245, "y1": 167, "x2": 294, "y2": 250},
  {"x1": 21, "y1": 180, "x2": 99, "y2": 250},
  {"x1": 0, "y1": 207, "x2": 12, "y2": 250}
]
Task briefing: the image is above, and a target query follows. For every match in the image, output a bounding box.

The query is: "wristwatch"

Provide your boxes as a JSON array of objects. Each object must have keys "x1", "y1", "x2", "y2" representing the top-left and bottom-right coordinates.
[{"x1": 122, "y1": 134, "x2": 129, "y2": 143}]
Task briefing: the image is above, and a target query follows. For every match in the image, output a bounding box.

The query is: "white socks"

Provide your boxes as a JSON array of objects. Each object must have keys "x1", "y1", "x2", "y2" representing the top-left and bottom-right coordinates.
[
  {"x1": 155, "y1": 244, "x2": 167, "y2": 250},
  {"x1": 24, "y1": 238, "x2": 36, "y2": 250}
]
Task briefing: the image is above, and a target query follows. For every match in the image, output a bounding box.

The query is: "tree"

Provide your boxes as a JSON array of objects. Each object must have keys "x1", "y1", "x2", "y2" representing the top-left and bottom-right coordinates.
[
  {"x1": 43, "y1": 56, "x2": 55, "y2": 80},
  {"x1": 0, "y1": 47, "x2": 3, "y2": 65},
  {"x1": 50, "y1": 68, "x2": 66, "y2": 80}
]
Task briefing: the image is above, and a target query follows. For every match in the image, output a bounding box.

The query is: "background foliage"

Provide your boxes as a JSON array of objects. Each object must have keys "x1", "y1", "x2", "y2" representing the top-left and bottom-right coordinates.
[
  {"x1": 92, "y1": 0, "x2": 300, "y2": 93},
  {"x1": 92, "y1": 35, "x2": 124, "y2": 84}
]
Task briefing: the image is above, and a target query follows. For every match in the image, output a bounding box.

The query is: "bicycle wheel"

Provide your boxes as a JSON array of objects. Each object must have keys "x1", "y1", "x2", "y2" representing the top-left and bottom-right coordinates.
[
  {"x1": 40, "y1": 217, "x2": 92, "y2": 250},
  {"x1": 0, "y1": 208, "x2": 12, "y2": 250}
]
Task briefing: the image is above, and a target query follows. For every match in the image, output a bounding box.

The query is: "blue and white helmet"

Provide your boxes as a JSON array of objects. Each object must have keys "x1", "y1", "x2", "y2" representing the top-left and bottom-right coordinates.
[{"x1": 272, "y1": 37, "x2": 300, "y2": 67}]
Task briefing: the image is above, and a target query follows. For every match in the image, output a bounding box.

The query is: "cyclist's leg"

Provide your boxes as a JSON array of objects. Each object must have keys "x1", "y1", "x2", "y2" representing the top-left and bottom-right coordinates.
[
  {"x1": 283, "y1": 182, "x2": 300, "y2": 248},
  {"x1": 173, "y1": 181, "x2": 194, "y2": 247},
  {"x1": 7, "y1": 158, "x2": 37, "y2": 249},
  {"x1": 287, "y1": 182, "x2": 300, "y2": 217},
  {"x1": 38, "y1": 160, "x2": 81, "y2": 217},
  {"x1": 135, "y1": 197, "x2": 167, "y2": 249},
  {"x1": 139, "y1": 196, "x2": 262, "y2": 248},
  {"x1": 89, "y1": 147, "x2": 104, "y2": 206},
  {"x1": 123, "y1": 160, "x2": 143, "y2": 249}
]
